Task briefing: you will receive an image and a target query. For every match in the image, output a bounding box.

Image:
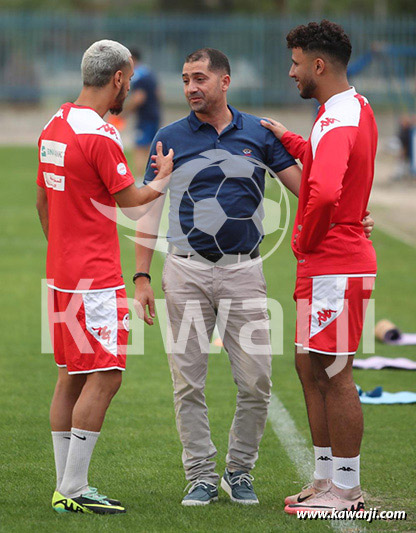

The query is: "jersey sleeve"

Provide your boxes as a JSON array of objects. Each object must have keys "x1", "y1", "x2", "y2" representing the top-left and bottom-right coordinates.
[
  {"x1": 82, "y1": 135, "x2": 135, "y2": 194},
  {"x1": 37, "y1": 165, "x2": 45, "y2": 188},
  {"x1": 297, "y1": 126, "x2": 358, "y2": 253},
  {"x1": 280, "y1": 131, "x2": 308, "y2": 163},
  {"x1": 36, "y1": 171, "x2": 45, "y2": 187},
  {"x1": 265, "y1": 134, "x2": 296, "y2": 175}
]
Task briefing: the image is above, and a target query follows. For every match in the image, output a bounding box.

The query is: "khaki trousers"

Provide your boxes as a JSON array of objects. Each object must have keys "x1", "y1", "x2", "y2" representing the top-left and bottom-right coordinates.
[{"x1": 162, "y1": 253, "x2": 272, "y2": 483}]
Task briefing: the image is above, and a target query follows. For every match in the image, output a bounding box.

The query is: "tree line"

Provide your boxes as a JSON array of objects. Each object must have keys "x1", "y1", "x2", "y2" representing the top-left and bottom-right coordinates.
[{"x1": 0, "y1": 0, "x2": 415, "y2": 16}]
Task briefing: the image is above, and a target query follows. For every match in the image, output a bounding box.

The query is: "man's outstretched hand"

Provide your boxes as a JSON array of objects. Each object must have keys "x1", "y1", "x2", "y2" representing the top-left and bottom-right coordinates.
[{"x1": 151, "y1": 141, "x2": 174, "y2": 178}]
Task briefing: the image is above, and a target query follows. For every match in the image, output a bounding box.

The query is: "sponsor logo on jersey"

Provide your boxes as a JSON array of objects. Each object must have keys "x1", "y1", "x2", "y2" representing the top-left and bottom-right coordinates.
[
  {"x1": 242, "y1": 148, "x2": 252, "y2": 156},
  {"x1": 317, "y1": 308, "x2": 337, "y2": 327},
  {"x1": 320, "y1": 117, "x2": 340, "y2": 132},
  {"x1": 96, "y1": 123, "x2": 122, "y2": 144},
  {"x1": 43, "y1": 172, "x2": 65, "y2": 191},
  {"x1": 117, "y1": 162, "x2": 127, "y2": 175},
  {"x1": 40, "y1": 140, "x2": 67, "y2": 166},
  {"x1": 97, "y1": 123, "x2": 119, "y2": 137}
]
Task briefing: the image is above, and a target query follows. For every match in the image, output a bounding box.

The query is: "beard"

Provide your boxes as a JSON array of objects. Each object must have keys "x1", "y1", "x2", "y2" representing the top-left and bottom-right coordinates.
[
  {"x1": 187, "y1": 93, "x2": 208, "y2": 114},
  {"x1": 110, "y1": 86, "x2": 127, "y2": 115},
  {"x1": 299, "y1": 77, "x2": 317, "y2": 100}
]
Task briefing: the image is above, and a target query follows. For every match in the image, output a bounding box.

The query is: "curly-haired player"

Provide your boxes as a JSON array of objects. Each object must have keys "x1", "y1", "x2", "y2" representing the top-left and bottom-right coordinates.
[{"x1": 262, "y1": 20, "x2": 377, "y2": 514}]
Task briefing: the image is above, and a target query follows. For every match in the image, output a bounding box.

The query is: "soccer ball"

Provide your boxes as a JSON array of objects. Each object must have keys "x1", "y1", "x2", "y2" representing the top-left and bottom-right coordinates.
[{"x1": 177, "y1": 150, "x2": 272, "y2": 258}]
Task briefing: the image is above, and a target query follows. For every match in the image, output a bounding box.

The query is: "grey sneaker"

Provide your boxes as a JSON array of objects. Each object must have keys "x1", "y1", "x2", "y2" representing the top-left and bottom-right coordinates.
[
  {"x1": 221, "y1": 469, "x2": 259, "y2": 505},
  {"x1": 181, "y1": 480, "x2": 218, "y2": 506}
]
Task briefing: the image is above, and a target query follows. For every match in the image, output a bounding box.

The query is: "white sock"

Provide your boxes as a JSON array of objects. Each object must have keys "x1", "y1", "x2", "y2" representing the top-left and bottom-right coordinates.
[
  {"x1": 333, "y1": 455, "x2": 360, "y2": 489},
  {"x1": 51, "y1": 431, "x2": 71, "y2": 490},
  {"x1": 59, "y1": 428, "x2": 100, "y2": 498},
  {"x1": 313, "y1": 446, "x2": 333, "y2": 480}
]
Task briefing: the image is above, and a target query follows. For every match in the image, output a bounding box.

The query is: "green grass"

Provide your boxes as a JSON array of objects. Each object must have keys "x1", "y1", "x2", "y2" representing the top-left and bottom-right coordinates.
[{"x1": 0, "y1": 146, "x2": 415, "y2": 532}]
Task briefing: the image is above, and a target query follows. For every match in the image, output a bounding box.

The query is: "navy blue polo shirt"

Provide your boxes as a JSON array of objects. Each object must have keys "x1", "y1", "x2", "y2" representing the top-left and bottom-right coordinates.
[{"x1": 144, "y1": 106, "x2": 295, "y2": 255}]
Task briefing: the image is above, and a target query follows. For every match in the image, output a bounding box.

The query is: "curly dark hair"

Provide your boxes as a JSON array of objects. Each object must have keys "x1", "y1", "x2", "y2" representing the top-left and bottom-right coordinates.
[{"x1": 286, "y1": 20, "x2": 352, "y2": 68}]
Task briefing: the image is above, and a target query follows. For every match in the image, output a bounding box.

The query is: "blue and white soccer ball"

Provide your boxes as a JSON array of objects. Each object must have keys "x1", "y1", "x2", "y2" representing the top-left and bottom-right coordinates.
[{"x1": 175, "y1": 150, "x2": 289, "y2": 261}]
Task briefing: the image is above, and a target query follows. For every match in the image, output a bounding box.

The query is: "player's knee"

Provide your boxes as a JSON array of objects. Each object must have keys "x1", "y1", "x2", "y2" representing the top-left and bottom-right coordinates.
[
  {"x1": 327, "y1": 369, "x2": 354, "y2": 390},
  {"x1": 92, "y1": 370, "x2": 122, "y2": 399},
  {"x1": 295, "y1": 357, "x2": 304, "y2": 379},
  {"x1": 314, "y1": 372, "x2": 330, "y2": 395},
  {"x1": 110, "y1": 371, "x2": 123, "y2": 396},
  {"x1": 56, "y1": 371, "x2": 85, "y2": 393},
  {"x1": 295, "y1": 355, "x2": 314, "y2": 386},
  {"x1": 309, "y1": 361, "x2": 329, "y2": 393}
]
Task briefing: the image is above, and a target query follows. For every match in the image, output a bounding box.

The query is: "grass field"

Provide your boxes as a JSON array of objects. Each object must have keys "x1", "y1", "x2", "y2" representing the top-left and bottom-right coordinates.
[{"x1": 1, "y1": 146, "x2": 415, "y2": 532}]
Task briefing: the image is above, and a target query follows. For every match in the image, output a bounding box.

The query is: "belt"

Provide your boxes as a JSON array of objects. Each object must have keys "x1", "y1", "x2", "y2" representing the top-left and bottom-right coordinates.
[{"x1": 168, "y1": 244, "x2": 260, "y2": 265}]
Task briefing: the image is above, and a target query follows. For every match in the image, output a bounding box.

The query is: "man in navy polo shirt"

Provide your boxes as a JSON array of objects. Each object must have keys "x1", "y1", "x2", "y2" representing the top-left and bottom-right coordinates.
[{"x1": 134, "y1": 48, "x2": 301, "y2": 506}]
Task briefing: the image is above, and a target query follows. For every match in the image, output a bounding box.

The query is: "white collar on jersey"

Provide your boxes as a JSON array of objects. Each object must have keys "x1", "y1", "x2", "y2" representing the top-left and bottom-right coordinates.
[{"x1": 324, "y1": 86, "x2": 357, "y2": 110}]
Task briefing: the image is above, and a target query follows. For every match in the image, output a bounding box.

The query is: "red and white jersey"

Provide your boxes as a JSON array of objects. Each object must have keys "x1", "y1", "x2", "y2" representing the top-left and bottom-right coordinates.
[
  {"x1": 281, "y1": 87, "x2": 378, "y2": 277},
  {"x1": 37, "y1": 103, "x2": 135, "y2": 292}
]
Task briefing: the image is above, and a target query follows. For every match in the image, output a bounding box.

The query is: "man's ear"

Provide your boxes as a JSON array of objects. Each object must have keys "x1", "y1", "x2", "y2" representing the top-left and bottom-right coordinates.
[
  {"x1": 314, "y1": 57, "x2": 326, "y2": 76},
  {"x1": 114, "y1": 69, "x2": 123, "y2": 88},
  {"x1": 221, "y1": 74, "x2": 231, "y2": 92}
]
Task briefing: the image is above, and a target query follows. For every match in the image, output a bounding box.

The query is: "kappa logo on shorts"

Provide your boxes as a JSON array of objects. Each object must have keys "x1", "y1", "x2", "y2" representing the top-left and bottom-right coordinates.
[
  {"x1": 320, "y1": 117, "x2": 340, "y2": 132},
  {"x1": 242, "y1": 148, "x2": 252, "y2": 156},
  {"x1": 317, "y1": 308, "x2": 337, "y2": 327},
  {"x1": 92, "y1": 325, "x2": 112, "y2": 343}
]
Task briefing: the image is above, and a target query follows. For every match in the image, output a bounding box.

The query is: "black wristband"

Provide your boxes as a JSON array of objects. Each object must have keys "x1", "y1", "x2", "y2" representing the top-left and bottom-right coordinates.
[{"x1": 133, "y1": 272, "x2": 151, "y2": 284}]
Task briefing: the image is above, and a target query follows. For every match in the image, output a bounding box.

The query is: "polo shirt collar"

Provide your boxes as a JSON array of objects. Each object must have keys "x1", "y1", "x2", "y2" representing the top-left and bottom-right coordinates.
[{"x1": 188, "y1": 105, "x2": 243, "y2": 132}]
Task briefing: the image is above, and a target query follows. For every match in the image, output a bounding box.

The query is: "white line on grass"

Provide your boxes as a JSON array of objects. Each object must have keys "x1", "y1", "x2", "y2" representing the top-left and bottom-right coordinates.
[{"x1": 268, "y1": 393, "x2": 366, "y2": 533}]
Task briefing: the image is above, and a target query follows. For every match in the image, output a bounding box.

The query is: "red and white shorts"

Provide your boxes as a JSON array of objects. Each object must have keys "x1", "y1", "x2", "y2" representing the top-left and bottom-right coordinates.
[
  {"x1": 48, "y1": 287, "x2": 129, "y2": 374},
  {"x1": 294, "y1": 275, "x2": 375, "y2": 356}
]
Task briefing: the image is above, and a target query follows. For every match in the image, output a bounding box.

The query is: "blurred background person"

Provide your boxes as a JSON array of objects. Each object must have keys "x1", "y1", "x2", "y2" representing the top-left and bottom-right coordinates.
[
  {"x1": 126, "y1": 48, "x2": 162, "y2": 179},
  {"x1": 393, "y1": 113, "x2": 416, "y2": 180}
]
